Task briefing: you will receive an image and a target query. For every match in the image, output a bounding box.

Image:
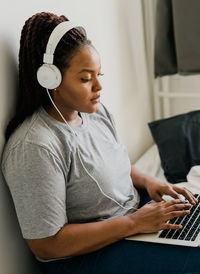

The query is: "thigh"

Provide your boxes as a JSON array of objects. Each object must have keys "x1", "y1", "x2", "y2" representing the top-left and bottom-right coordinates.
[
  {"x1": 39, "y1": 255, "x2": 85, "y2": 274},
  {"x1": 88, "y1": 240, "x2": 200, "y2": 274},
  {"x1": 39, "y1": 240, "x2": 200, "y2": 274}
]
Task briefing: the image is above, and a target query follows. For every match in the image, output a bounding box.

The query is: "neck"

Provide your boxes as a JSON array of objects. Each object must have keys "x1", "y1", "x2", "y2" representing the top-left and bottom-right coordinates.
[{"x1": 45, "y1": 105, "x2": 82, "y2": 126}]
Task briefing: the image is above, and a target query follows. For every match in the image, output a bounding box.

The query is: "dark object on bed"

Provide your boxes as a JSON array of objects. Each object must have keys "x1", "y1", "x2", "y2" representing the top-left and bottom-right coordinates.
[{"x1": 148, "y1": 110, "x2": 200, "y2": 183}]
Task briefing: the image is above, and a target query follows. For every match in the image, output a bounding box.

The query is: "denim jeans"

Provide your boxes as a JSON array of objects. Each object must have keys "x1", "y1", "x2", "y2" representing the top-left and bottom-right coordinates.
[
  {"x1": 39, "y1": 240, "x2": 200, "y2": 274},
  {"x1": 38, "y1": 193, "x2": 200, "y2": 274}
]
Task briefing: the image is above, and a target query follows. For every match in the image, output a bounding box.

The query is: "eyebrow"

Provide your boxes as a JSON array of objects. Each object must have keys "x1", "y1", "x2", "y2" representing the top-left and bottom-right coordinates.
[{"x1": 78, "y1": 69, "x2": 100, "y2": 74}]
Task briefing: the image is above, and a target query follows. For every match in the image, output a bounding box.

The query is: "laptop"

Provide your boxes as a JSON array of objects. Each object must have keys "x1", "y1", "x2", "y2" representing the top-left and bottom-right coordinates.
[{"x1": 126, "y1": 181, "x2": 200, "y2": 247}]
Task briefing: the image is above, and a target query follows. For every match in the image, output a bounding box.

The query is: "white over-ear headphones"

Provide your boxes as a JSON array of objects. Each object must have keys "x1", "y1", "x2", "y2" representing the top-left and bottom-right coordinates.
[{"x1": 37, "y1": 21, "x2": 80, "y2": 89}]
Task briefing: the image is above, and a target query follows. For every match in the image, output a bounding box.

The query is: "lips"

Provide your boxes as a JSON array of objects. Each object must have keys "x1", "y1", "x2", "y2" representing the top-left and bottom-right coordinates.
[
  {"x1": 91, "y1": 95, "x2": 100, "y2": 101},
  {"x1": 91, "y1": 95, "x2": 100, "y2": 103}
]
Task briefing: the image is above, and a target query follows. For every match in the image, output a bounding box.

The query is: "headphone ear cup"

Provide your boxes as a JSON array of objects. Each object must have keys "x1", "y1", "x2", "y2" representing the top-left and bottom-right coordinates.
[{"x1": 37, "y1": 64, "x2": 62, "y2": 89}]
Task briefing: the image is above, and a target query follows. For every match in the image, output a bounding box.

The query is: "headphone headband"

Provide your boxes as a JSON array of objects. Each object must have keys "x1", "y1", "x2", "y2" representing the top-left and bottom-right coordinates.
[
  {"x1": 43, "y1": 21, "x2": 80, "y2": 64},
  {"x1": 37, "y1": 20, "x2": 83, "y2": 89}
]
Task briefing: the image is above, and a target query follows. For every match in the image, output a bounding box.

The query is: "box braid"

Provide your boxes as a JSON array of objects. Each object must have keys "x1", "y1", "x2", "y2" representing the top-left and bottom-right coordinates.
[{"x1": 5, "y1": 12, "x2": 91, "y2": 141}]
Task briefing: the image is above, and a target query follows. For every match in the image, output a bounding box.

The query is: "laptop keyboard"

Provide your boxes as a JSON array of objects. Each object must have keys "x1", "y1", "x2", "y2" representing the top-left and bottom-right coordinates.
[{"x1": 159, "y1": 194, "x2": 200, "y2": 241}]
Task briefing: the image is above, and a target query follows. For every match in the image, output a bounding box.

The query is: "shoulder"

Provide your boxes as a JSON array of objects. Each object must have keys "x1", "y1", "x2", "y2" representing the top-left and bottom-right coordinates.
[
  {"x1": 85, "y1": 103, "x2": 120, "y2": 142},
  {"x1": 1, "y1": 108, "x2": 71, "y2": 169},
  {"x1": 3, "y1": 110, "x2": 52, "y2": 152},
  {"x1": 91, "y1": 102, "x2": 116, "y2": 126},
  {"x1": 95, "y1": 102, "x2": 112, "y2": 117}
]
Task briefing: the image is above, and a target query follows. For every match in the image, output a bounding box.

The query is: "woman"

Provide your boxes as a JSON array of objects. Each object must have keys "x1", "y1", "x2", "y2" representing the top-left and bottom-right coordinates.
[{"x1": 2, "y1": 12, "x2": 200, "y2": 274}]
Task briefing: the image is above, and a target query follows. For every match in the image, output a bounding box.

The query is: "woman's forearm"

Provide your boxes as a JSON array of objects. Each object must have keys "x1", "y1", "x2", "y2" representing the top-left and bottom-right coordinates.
[
  {"x1": 26, "y1": 215, "x2": 135, "y2": 260},
  {"x1": 130, "y1": 165, "x2": 159, "y2": 189},
  {"x1": 130, "y1": 165, "x2": 150, "y2": 189}
]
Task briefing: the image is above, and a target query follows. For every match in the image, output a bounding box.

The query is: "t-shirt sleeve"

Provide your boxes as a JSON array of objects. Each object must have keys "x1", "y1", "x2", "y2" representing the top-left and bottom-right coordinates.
[{"x1": 2, "y1": 142, "x2": 68, "y2": 239}]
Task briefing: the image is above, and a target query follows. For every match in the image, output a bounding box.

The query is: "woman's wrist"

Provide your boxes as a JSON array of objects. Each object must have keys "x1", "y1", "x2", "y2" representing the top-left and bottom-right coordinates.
[{"x1": 121, "y1": 214, "x2": 140, "y2": 237}]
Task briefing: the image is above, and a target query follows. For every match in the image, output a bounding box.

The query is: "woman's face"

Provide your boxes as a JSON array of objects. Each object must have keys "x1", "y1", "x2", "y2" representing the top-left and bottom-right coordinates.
[{"x1": 52, "y1": 45, "x2": 103, "y2": 115}]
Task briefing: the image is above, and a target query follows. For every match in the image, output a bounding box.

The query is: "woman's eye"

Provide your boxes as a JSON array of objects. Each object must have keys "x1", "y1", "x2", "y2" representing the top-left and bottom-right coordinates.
[
  {"x1": 80, "y1": 73, "x2": 104, "y2": 83},
  {"x1": 81, "y1": 78, "x2": 91, "y2": 83}
]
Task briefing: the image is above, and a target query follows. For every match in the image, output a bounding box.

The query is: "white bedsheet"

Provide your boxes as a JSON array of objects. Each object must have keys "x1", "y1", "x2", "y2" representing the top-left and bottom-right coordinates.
[
  {"x1": 134, "y1": 144, "x2": 166, "y2": 181},
  {"x1": 134, "y1": 144, "x2": 200, "y2": 193}
]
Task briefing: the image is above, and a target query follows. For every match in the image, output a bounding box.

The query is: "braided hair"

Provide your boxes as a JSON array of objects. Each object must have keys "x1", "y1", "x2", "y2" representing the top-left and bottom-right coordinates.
[{"x1": 5, "y1": 12, "x2": 91, "y2": 140}]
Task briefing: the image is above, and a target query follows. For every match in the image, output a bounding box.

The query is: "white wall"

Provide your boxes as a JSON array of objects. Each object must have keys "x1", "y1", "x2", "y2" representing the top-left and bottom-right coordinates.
[
  {"x1": 116, "y1": 0, "x2": 155, "y2": 161},
  {"x1": 0, "y1": 1, "x2": 154, "y2": 273}
]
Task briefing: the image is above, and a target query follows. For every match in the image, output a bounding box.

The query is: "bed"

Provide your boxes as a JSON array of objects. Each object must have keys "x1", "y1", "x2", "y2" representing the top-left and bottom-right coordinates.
[{"x1": 135, "y1": 144, "x2": 165, "y2": 181}]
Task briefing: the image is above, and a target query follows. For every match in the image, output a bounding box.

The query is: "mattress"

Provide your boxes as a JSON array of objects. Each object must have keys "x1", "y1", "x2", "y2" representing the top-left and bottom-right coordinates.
[{"x1": 134, "y1": 144, "x2": 166, "y2": 181}]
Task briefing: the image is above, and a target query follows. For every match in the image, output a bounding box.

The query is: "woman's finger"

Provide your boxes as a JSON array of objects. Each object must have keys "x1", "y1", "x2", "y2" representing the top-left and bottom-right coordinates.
[
  {"x1": 165, "y1": 209, "x2": 190, "y2": 220},
  {"x1": 173, "y1": 186, "x2": 198, "y2": 205},
  {"x1": 162, "y1": 223, "x2": 183, "y2": 230},
  {"x1": 162, "y1": 187, "x2": 181, "y2": 200},
  {"x1": 163, "y1": 199, "x2": 185, "y2": 207},
  {"x1": 164, "y1": 202, "x2": 192, "y2": 213},
  {"x1": 151, "y1": 192, "x2": 163, "y2": 202}
]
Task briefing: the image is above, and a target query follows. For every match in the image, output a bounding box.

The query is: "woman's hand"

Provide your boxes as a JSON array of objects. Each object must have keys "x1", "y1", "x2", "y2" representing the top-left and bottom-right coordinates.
[
  {"x1": 127, "y1": 199, "x2": 191, "y2": 235},
  {"x1": 130, "y1": 165, "x2": 198, "y2": 205},
  {"x1": 145, "y1": 178, "x2": 198, "y2": 205}
]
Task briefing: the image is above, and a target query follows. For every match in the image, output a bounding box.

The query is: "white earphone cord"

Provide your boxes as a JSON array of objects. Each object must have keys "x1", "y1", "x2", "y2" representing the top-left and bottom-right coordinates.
[
  {"x1": 46, "y1": 88, "x2": 138, "y2": 211},
  {"x1": 46, "y1": 88, "x2": 76, "y2": 135},
  {"x1": 77, "y1": 150, "x2": 139, "y2": 211}
]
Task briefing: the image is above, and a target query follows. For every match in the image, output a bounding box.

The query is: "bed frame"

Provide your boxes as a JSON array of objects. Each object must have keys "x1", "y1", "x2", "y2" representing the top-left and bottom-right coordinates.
[{"x1": 154, "y1": 76, "x2": 200, "y2": 119}]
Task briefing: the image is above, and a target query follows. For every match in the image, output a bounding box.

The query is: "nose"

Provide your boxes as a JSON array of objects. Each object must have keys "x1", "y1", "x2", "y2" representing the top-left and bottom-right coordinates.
[{"x1": 92, "y1": 77, "x2": 102, "y2": 92}]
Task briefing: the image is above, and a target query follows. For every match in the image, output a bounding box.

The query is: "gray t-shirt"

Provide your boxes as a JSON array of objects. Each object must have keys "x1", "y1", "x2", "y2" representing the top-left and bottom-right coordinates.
[{"x1": 1, "y1": 103, "x2": 140, "y2": 240}]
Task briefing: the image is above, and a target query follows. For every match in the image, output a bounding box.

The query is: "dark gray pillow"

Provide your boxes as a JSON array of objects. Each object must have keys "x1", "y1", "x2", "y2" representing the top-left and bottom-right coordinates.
[{"x1": 148, "y1": 110, "x2": 200, "y2": 183}]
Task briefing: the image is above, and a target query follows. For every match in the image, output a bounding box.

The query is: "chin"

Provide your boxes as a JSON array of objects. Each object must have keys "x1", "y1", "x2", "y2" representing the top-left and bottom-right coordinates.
[
  {"x1": 86, "y1": 103, "x2": 99, "y2": 113},
  {"x1": 91, "y1": 104, "x2": 99, "y2": 113}
]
